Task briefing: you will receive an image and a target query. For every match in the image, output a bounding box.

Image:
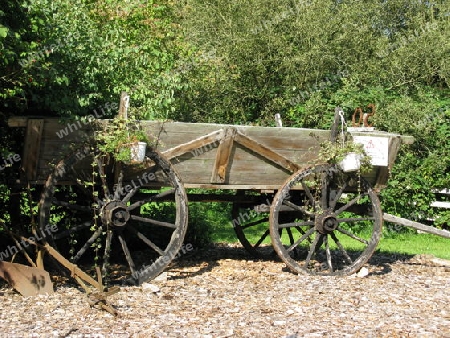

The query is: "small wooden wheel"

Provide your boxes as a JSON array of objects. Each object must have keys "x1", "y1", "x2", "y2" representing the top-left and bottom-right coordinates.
[
  {"x1": 270, "y1": 164, "x2": 382, "y2": 276},
  {"x1": 39, "y1": 146, "x2": 188, "y2": 285}
]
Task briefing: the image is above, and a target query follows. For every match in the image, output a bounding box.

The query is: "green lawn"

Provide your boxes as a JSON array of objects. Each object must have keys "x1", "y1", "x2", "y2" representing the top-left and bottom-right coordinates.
[
  {"x1": 209, "y1": 221, "x2": 450, "y2": 260},
  {"x1": 191, "y1": 202, "x2": 449, "y2": 260},
  {"x1": 377, "y1": 233, "x2": 450, "y2": 259}
]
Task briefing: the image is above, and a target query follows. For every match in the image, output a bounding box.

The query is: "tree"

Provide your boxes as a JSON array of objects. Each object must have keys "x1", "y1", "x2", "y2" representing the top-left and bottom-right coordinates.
[
  {"x1": 176, "y1": 0, "x2": 449, "y2": 126},
  {"x1": 1, "y1": 0, "x2": 186, "y2": 119}
]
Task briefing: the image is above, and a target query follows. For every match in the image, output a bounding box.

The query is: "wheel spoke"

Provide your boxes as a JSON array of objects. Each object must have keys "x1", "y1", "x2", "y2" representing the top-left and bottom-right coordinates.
[
  {"x1": 241, "y1": 217, "x2": 268, "y2": 230},
  {"x1": 330, "y1": 232, "x2": 352, "y2": 264},
  {"x1": 337, "y1": 227, "x2": 369, "y2": 245},
  {"x1": 128, "y1": 225, "x2": 165, "y2": 256},
  {"x1": 102, "y1": 229, "x2": 113, "y2": 276},
  {"x1": 122, "y1": 186, "x2": 139, "y2": 203},
  {"x1": 286, "y1": 227, "x2": 315, "y2": 253},
  {"x1": 114, "y1": 172, "x2": 124, "y2": 200},
  {"x1": 324, "y1": 235, "x2": 333, "y2": 272},
  {"x1": 71, "y1": 225, "x2": 103, "y2": 262},
  {"x1": 329, "y1": 181, "x2": 348, "y2": 209},
  {"x1": 127, "y1": 188, "x2": 176, "y2": 211},
  {"x1": 53, "y1": 221, "x2": 92, "y2": 240},
  {"x1": 304, "y1": 232, "x2": 322, "y2": 268},
  {"x1": 118, "y1": 234, "x2": 137, "y2": 275},
  {"x1": 96, "y1": 156, "x2": 111, "y2": 198},
  {"x1": 335, "y1": 193, "x2": 369, "y2": 215},
  {"x1": 51, "y1": 199, "x2": 92, "y2": 212},
  {"x1": 278, "y1": 220, "x2": 314, "y2": 229},
  {"x1": 282, "y1": 200, "x2": 314, "y2": 216},
  {"x1": 338, "y1": 216, "x2": 375, "y2": 223},
  {"x1": 295, "y1": 226, "x2": 312, "y2": 244},
  {"x1": 286, "y1": 228, "x2": 295, "y2": 245},
  {"x1": 254, "y1": 229, "x2": 270, "y2": 248},
  {"x1": 301, "y1": 181, "x2": 315, "y2": 206},
  {"x1": 130, "y1": 214, "x2": 177, "y2": 229}
]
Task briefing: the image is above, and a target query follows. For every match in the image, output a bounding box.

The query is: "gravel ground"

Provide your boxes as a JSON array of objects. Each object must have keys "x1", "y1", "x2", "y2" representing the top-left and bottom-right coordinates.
[{"x1": 0, "y1": 244, "x2": 449, "y2": 337}]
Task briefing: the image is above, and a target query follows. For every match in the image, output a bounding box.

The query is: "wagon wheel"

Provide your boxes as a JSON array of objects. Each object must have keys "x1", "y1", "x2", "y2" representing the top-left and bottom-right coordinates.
[
  {"x1": 39, "y1": 146, "x2": 188, "y2": 285},
  {"x1": 232, "y1": 191, "x2": 303, "y2": 259},
  {"x1": 269, "y1": 164, "x2": 382, "y2": 276}
]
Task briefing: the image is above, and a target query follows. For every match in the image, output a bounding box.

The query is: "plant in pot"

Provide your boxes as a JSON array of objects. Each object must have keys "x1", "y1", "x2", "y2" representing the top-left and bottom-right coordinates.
[
  {"x1": 318, "y1": 137, "x2": 372, "y2": 173},
  {"x1": 94, "y1": 117, "x2": 150, "y2": 163}
]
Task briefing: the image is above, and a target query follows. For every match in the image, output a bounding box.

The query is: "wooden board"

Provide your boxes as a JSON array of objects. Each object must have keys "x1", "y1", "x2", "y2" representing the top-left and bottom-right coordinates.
[
  {"x1": 22, "y1": 119, "x2": 44, "y2": 181},
  {"x1": 10, "y1": 118, "x2": 409, "y2": 190}
]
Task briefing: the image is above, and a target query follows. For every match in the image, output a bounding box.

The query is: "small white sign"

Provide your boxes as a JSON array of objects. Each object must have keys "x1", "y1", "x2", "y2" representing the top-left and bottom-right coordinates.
[{"x1": 352, "y1": 136, "x2": 389, "y2": 166}]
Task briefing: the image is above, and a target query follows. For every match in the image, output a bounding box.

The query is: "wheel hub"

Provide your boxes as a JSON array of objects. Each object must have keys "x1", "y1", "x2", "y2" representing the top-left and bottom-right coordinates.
[
  {"x1": 102, "y1": 201, "x2": 130, "y2": 227},
  {"x1": 315, "y1": 211, "x2": 339, "y2": 234}
]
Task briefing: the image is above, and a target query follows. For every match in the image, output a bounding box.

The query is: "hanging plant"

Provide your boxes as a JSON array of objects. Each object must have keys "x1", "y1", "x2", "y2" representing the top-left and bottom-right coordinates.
[
  {"x1": 318, "y1": 137, "x2": 372, "y2": 173},
  {"x1": 94, "y1": 116, "x2": 151, "y2": 163}
]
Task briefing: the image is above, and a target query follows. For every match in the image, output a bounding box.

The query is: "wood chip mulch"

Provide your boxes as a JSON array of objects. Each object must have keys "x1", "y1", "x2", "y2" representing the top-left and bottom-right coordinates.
[{"x1": 0, "y1": 244, "x2": 449, "y2": 337}]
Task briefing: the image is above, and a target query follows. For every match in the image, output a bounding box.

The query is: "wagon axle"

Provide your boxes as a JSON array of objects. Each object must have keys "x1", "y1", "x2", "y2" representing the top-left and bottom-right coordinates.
[
  {"x1": 101, "y1": 201, "x2": 130, "y2": 228},
  {"x1": 315, "y1": 211, "x2": 339, "y2": 234}
]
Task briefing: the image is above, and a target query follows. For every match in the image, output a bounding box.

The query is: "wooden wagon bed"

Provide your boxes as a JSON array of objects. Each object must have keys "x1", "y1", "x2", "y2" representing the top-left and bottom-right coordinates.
[{"x1": 9, "y1": 117, "x2": 413, "y2": 191}]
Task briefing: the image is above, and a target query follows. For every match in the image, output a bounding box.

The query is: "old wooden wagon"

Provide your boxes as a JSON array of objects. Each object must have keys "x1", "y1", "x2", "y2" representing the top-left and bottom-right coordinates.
[{"x1": 8, "y1": 106, "x2": 414, "y2": 286}]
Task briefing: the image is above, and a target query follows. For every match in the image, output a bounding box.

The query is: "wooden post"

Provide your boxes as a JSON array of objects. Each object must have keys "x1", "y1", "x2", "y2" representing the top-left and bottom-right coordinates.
[
  {"x1": 274, "y1": 114, "x2": 283, "y2": 127},
  {"x1": 117, "y1": 91, "x2": 129, "y2": 119},
  {"x1": 22, "y1": 119, "x2": 44, "y2": 181},
  {"x1": 330, "y1": 107, "x2": 342, "y2": 142}
]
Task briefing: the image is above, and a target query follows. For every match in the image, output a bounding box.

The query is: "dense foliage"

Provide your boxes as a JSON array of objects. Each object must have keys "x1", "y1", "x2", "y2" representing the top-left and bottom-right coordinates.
[
  {"x1": 1, "y1": 0, "x2": 185, "y2": 118},
  {"x1": 0, "y1": 0, "x2": 449, "y2": 239}
]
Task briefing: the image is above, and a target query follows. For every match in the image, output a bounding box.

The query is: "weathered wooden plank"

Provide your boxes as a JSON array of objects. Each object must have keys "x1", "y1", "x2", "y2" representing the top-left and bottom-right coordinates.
[
  {"x1": 22, "y1": 119, "x2": 44, "y2": 181},
  {"x1": 162, "y1": 129, "x2": 223, "y2": 160},
  {"x1": 351, "y1": 131, "x2": 414, "y2": 145},
  {"x1": 141, "y1": 121, "x2": 328, "y2": 142},
  {"x1": 143, "y1": 127, "x2": 324, "y2": 153},
  {"x1": 15, "y1": 117, "x2": 410, "y2": 147},
  {"x1": 8, "y1": 117, "x2": 29, "y2": 127},
  {"x1": 210, "y1": 128, "x2": 235, "y2": 183},
  {"x1": 183, "y1": 183, "x2": 287, "y2": 190},
  {"x1": 157, "y1": 133, "x2": 321, "y2": 153},
  {"x1": 374, "y1": 136, "x2": 402, "y2": 189},
  {"x1": 164, "y1": 146, "x2": 315, "y2": 164},
  {"x1": 383, "y1": 213, "x2": 450, "y2": 239},
  {"x1": 26, "y1": 118, "x2": 323, "y2": 156},
  {"x1": 234, "y1": 130, "x2": 299, "y2": 173}
]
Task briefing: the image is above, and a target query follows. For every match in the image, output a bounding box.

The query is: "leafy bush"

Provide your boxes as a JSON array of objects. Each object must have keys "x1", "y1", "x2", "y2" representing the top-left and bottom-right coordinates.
[
  {"x1": 376, "y1": 89, "x2": 450, "y2": 229},
  {"x1": 1, "y1": 0, "x2": 185, "y2": 118}
]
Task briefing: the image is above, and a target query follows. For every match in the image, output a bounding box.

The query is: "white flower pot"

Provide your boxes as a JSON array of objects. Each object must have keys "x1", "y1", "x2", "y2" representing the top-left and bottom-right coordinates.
[
  {"x1": 339, "y1": 152, "x2": 362, "y2": 172},
  {"x1": 130, "y1": 142, "x2": 147, "y2": 162}
]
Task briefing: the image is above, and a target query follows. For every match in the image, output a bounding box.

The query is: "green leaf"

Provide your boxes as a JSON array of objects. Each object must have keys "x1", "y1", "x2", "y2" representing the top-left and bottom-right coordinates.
[{"x1": 0, "y1": 25, "x2": 8, "y2": 38}]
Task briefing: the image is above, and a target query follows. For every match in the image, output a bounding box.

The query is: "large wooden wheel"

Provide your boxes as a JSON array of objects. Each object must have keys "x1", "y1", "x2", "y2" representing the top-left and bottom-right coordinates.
[
  {"x1": 269, "y1": 164, "x2": 382, "y2": 276},
  {"x1": 39, "y1": 146, "x2": 188, "y2": 285}
]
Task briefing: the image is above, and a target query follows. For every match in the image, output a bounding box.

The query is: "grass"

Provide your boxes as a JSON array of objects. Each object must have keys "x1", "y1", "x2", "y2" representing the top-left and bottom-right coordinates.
[
  {"x1": 207, "y1": 218, "x2": 450, "y2": 260},
  {"x1": 187, "y1": 199, "x2": 449, "y2": 260},
  {"x1": 377, "y1": 233, "x2": 450, "y2": 259}
]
